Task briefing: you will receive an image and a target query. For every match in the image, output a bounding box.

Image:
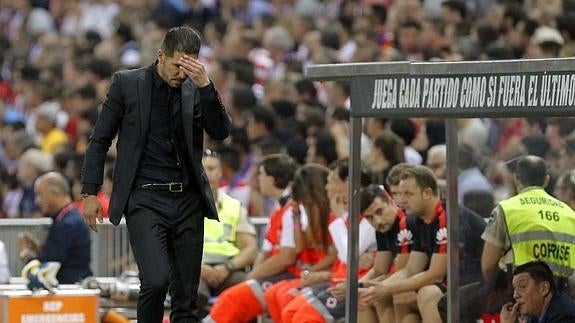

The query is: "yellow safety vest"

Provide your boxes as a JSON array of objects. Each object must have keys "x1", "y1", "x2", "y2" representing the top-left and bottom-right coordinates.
[
  {"x1": 500, "y1": 187, "x2": 575, "y2": 276},
  {"x1": 203, "y1": 193, "x2": 242, "y2": 264}
]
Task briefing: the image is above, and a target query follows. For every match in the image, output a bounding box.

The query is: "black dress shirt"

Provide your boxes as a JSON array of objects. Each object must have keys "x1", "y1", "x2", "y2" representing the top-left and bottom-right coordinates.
[{"x1": 134, "y1": 68, "x2": 188, "y2": 186}]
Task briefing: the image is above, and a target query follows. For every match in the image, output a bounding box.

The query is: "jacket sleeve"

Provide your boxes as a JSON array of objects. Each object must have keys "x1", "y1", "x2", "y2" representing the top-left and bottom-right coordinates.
[
  {"x1": 81, "y1": 72, "x2": 125, "y2": 188},
  {"x1": 198, "y1": 82, "x2": 231, "y2": 140}
]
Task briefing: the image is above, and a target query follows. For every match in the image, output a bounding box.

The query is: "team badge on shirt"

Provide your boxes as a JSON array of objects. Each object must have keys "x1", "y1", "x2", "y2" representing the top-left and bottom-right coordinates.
[
  {"x1": 397, "y1": 229, "x2": 414, "y2": 246},
  {"x1": 436, "y1": 227, "x2": 448, "y2": 245}
]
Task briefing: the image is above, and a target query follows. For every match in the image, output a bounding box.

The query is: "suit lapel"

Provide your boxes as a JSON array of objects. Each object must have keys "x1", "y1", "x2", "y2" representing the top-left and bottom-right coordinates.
[{"x1": 138, "y1": 65, "x2": 154, "y2": 137}]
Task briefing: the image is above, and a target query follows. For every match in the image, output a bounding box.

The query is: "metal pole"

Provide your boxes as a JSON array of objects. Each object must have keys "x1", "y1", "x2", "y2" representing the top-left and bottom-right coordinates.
[
  {"x1": 345, "y1": 116, "x2": 362, "y2": 323},
  {"x1": 446, "y1": 119, "x2": 460, "y2": 323}
]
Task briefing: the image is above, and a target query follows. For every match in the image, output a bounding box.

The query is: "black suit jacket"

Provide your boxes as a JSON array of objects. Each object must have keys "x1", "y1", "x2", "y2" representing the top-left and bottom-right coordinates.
[{"x1": 82, "y1": 64, "x2": 231, "y2": 225}]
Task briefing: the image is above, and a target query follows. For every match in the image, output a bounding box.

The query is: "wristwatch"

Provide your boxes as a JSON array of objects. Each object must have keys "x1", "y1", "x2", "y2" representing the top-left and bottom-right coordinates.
[{"x1": 224, "y1": 261, "x2": 236, "y2": 272}]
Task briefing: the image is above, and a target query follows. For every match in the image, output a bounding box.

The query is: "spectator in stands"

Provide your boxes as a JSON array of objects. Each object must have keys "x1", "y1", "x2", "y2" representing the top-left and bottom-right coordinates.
[
  {"x1": 35, "y1": 103, "x2": 69, "y2": 155},
  {"x1": 246, "y1": 106, "x2": 276, "y2": 145},
  {"x1": 1, "y1": 128, "x2": 36, "y2": 175},
  {"x1": 458, "y1": 143, "x2": 493, "y2": 203},
  {"x1": 306, "y1": 128, "x2": 338, "y2": 167},
  {"x1": 198, "y1": 149, "x2": 258, "y2": 318},
  {"x1": 16, "y1": 148, "x2": 53, "y2": 218},
  {"x1": 500, "y1": 261, "x2": 575, "y2": 323},
  {"x1": 18, "y1": 172, "x2": 92, "y2": 284},
  {"x1": 520, "y1": 134, "x2": 550, "y2": 159},
  {"x1": 558, "y1": 138, "x2": 575, "y2": 175},
  {"x1": 396, "y1": 20, "x2": 424, "y2": 60},
  {"x1": 364, "y1": 117, "x2": 389, "y2": 140},
  {"x1": 441, "y1": 0, "x2": 467, "y2": 25},
  {"x1": 390, "y1": 118, "x2": 423, "y2": 165},
  {"x1": 226, "y1": 83, "x2": 257, "y2": 129},
  {"x1": 527, "y1": 26, "x2": 565, "y2": 58},
  {"x1": 554, "y1": 170, "x2": 575, "y2": 210},
  {"x1": 545, "y1": 118, "x2": 575, "y2": 156},
  {"x1": 457, "y1": 118, "x2": 489, "y2": 154},
  {"x1": 426, "y1": 144, "x2": 447, "y2": 182},
  {"x1": 218, "y1": 145, "x2": 251, "y2": 210},
  {"x1": 369, "y1": 131, "x2": 405, "y2": 186}
]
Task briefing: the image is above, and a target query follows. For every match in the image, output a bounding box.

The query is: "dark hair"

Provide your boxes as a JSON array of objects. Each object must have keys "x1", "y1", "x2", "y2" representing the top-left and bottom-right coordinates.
[
  {"x1": 360, "y1": 184, "x2": 391, "y2": 213},
  {"x1": 80, "y1": 107, "x2": 99, "y2": 126},
  {"x1": 442, "y1": 0, "x2": 467, "y2": 19},
  {"x1": 515, "y1": 155, "x2": 547, "y2": 187},
  {"x1": 161, "y1": 26, "x2": 202, "y2": 57},
  {"x1": 331, "y1": 107, "x2": 350, "y2": 122},
  {"x1": 88, "y1": 58, "x2": 113, "y2": 80},
  {"x1": 254, "y1": 136, "x2": 285, "y2": 156},
  {"x1": 250, "y1": 107, "x2": 276, "y2": 131},
  {"x1": 399, "y1": 20, "x2": 422, "y2": 32},
  {"x1": 224, "y1": 59, "x2": 256, "y2": 86},
  {"x1": 115, "y1": 23, "x2": 135, "y2": 43},
  {"x1": 521, "y1": 135, "x2": 550, "y2": 158},
  {"x1": 513, "y1": 261, "x2": 556, "y2": 294},
  {"x1": 401, "y1": 165, "x2": 438, "y2": 196},
  {"x1": 230, "y1": 84, "x2": 257, "y2": 111},
  {"x1": 230, "y1": 128, "x2": 250, "y2": 154},
  {"x1": 76, "y1": 84, "x2": 97, "y2": 100},
  {"x1": 259, "y1": 153, "x2": 298, "y2": 189},
  {"x1": 503, "y1": 3, "x2": 525, "y2": 27},
  {"x1": 313, "y1": 129, "x2": 338, "y2": 166},
  {"x1": 373, "y1": 131, "x2": 405, "y2": 166},
  {"x1": 217, "y1": 145, "x2": 241, "y2": 171},
  {"x1": 329, "y1": 158, "x2": 372, "y2": 188},
  {"x1": 390, "y1": 118, "x2": 416, "y2": 146},
  {"x1": 320, "y1": 29, "x2": 340, "y2": 50},
  {"x1": 292, "y1": 164, "x2": 331, "y2": 250},
  {"x1": 271, "y1": 100, "x2": 296, "y2": 119},
  {"x1": 548, "y1": 117, "x2": 575, "y2": 137},
  {"x1": 295, "y1": 79, "x2": 317, "y2": 98}
]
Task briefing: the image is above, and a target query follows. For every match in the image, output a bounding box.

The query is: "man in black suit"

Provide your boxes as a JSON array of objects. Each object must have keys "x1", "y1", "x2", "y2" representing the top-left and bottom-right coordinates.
[{"x1": 81, "y1": 26, "x2": 231, "y2": 323}]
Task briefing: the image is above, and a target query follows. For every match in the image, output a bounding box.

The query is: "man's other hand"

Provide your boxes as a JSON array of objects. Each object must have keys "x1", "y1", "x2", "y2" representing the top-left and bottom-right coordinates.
[{"x1": 83, "y1": 195, "x2": 103, "y2": 232}]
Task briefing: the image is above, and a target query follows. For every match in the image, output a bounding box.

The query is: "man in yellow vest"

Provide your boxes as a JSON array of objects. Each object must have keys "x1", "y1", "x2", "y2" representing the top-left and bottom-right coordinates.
[
  {"x1": 198, "y1": 149, "x2": 258, "y2": 317},
  {"x1": 482, "y1": 155, "x2": 575, "y2": 301}
]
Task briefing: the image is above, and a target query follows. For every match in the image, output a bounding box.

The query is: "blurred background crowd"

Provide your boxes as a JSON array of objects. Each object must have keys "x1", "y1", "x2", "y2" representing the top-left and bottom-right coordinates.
[{"x1": 2, "y1": 0, "x2": 575, "y2": 232}]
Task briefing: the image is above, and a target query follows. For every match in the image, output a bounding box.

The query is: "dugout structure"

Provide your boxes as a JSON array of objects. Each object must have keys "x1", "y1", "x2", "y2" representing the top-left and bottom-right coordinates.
[{"x1": 305, "y1": 58, "x2": 575, "y2": 323}]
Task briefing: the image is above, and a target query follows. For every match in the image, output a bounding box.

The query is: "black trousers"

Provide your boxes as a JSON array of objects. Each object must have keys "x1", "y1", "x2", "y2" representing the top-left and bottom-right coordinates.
[{"x1": 126, "y1": 189, "x2": 204, "y2": 323}]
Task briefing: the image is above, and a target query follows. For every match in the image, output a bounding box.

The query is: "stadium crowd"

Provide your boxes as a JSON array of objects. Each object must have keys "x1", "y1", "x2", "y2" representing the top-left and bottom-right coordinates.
[{"x1": 3, "y1": 0, "x2": 575, "y2": 322}]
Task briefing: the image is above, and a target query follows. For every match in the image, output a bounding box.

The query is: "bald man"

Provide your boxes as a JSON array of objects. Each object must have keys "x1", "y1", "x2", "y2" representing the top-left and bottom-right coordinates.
[{"x1": 19, "y1": 172, "x2": 92, "y2": 284}]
